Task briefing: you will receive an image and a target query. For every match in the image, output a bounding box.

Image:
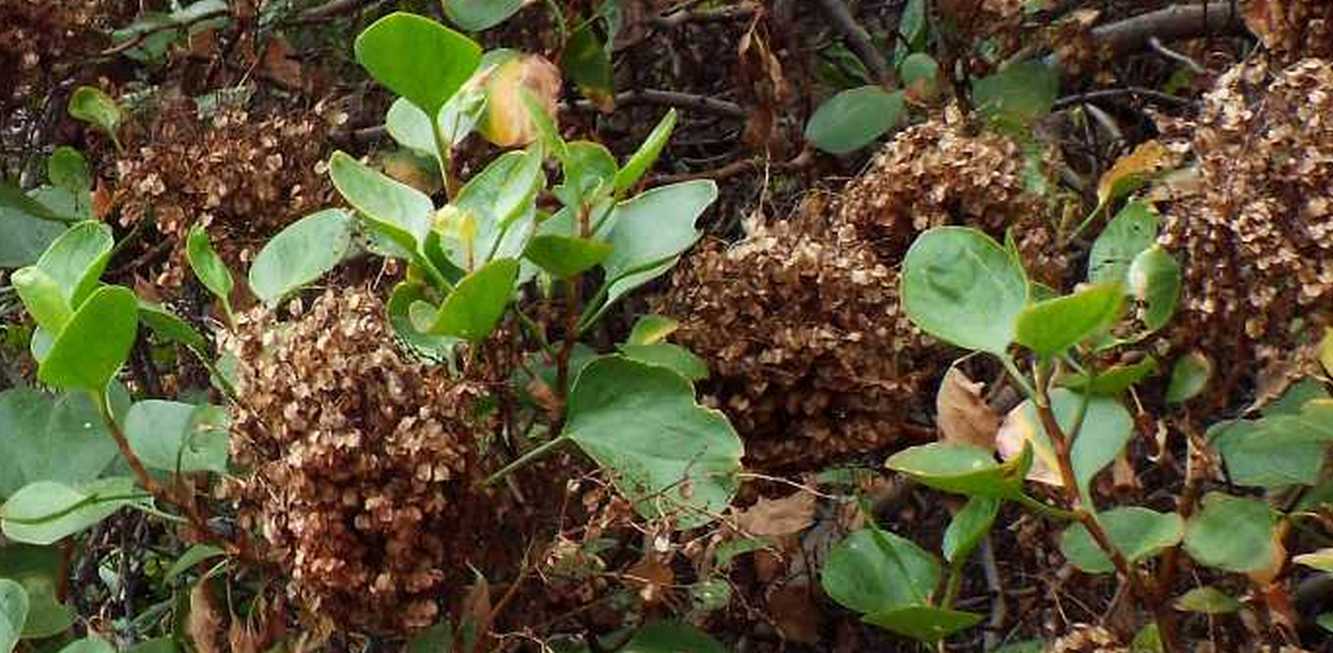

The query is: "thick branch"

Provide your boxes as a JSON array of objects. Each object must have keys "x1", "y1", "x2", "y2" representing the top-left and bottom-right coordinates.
[{"x1": 1091, "y1": 2, "x2": 1246, "y2": 56}]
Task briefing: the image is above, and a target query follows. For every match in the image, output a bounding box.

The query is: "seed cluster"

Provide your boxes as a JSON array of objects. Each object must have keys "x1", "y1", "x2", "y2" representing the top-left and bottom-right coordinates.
[
  {"x1": 222, "y1": 288, "x2": 493, "y2": 633},
  {"x1": 1157, "y1": 58, "x2": 1333, "y2": 395},
  {"x1": 110, "y1": 98, "x2": 336, "y2": 287},
  {"x1": 0, "y1": 0, "x2": 124, "y2": 110}
]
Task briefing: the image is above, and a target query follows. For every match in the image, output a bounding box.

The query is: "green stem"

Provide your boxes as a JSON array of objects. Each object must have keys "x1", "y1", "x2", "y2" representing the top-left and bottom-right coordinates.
[
  {"x1": 484, "y1": 435, "x2": 570, "y2": 486},
  {"x1": 513, "y1": 304, "x2": 557, "y2": 360},
  {"x1": 431, "y1": 118, "x2": 457, "y2": 201},
  {"x1": 941, "y1": 565, "x2": 964, "y2": 609},
  {"x1": 1000, "y1": 355, "x2": 1038, "y2": 401}
]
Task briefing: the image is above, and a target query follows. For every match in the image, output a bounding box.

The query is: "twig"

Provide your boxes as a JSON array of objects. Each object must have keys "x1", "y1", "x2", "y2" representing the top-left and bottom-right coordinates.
[
  {"x1": 574, "y1": 89, "x2": 747, "y2": 119},
  {"x1": 1053, "y1": 87, "x2": 1195, "y2": 110},
  {"x1": 813, "y1": 0, "x2": 894, "y2": 86},
  {"x1": 981, "y1": 536, "x2": 1006, "y2": 651},
  {"x1": 288, "y1": 0, "x2": 372, "y2": 24},
  {"x1": 100, "y1": 9, "x2": 229, "y2": 56},
  {"x1": 648, "y1": 146, "x2": 813, "y2": 185},
  {"x1": 651, "y1": 4, "x2": 758, "y2": 29},
  {"x1": 1090, "y1": 2, "x2": 1245, "y2": 56},
  {"x1": 1149, "y1": 36, "x2": 1206, "y2": 74}
]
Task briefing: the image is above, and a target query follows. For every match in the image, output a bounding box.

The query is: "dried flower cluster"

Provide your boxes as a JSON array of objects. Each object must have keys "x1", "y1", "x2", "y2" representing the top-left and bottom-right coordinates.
[
  {"x1": 0, "y1": 0, "x2": 125, "y2": 110},
  {"x1": 110, "y1": 97, "x2": 337, "y2": 287},
  {"x1": 222, "y1": 288, "x2": 494, "y2": 633},
  {"x1": 1048, "y1": 624, "x2": 1126, "y2": 653},
  {"x1": 838, "y1": 115, "x2": 1064, "y2": 283},
  {"x1": 659, "y1": 202, "x2": 936, "y2": 468},
  {"x1": 1245, "y1": 0, "x2": 1333, "y2": 61},
  {"x1": 1157, "y1": 58, "x2": 1333, "y2": 399}
]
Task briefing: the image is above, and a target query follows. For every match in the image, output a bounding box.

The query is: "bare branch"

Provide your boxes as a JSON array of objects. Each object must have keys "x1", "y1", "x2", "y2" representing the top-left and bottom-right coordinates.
[{"x1": 1091, "y1": 2, "x2": 1246, "y2": 55}]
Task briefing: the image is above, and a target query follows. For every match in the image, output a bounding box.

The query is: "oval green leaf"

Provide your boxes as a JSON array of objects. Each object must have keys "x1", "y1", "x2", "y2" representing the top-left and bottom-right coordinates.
[
  {"x1": 602, "y1": 180, "x2": 716, "y2": 283},
  {"x1": 1015, "y1": 283, "x2": 1124, "y2": 357},
  {"x1": 248, "y1": 209, "x2": 354, "y2": 306},
  {"x1": 1183, "y1": 492, "x2": 1278, "y2": 573},
  {"x1": 12, "y1": 267, "x2": 72, "y2": 335},
  {"x1": 426, "y1": 258, "x2": 518, "y2": 341},
  {"x1": 901, "y1": 227, "x2": 1029, "y2": 355},
  {"x1": 125, "y1": 400, "x2": 229, "y2": 474},
  {"x1": 523, "y1": 234, "x2": 612, "y2": 279},
  {"x1": 1128, "y1": 245, "x2": 1181, "y2": 333},
  {"x1": 185, "y1": 226, "x2": 234, "y2": 309},
  {"x1": 2, "y1": 477, "x2": 144, "y2": 546},
  {"x1": 354, "y1": 12, "x2": 482, "y2": 116},
  {"x1": 1088, "y1": 200, "x2": 1159, "y2": 285},
  {"x1": 943, "y1": 496, "x2": 1000, "y2": 564},
  {"x1": 67, "y1": 87, "x2": 122, "y2": 142},
  {"x1": 442, "y1": 0, "x2": 526, "y2": 31},
  {"x1": 620, "y1": 621, "x2": 726, "y2": 653},
  {"x1": 37, "y1": 286, "x2": 139, "y2": 392},
  {"x1": 1059, "y1": 507, "x2": 1183, "y2": 574},
  {"x1": 617, "y1": 343, "x2": 709, "y2": 383},
  {"x1": 863, "y1": 605, "x2": 983, "y2": 643},
  {"x1": 821, "y1": 526, "x2": 940, "y2": 615},
  {"x1": 563, "y1": 356, "x2": 743, "y2": 529},
  {"x1": 0, "y1": 579, "x2": 27, "y2": 653},
  {"x1": 805, "y1": 86, "x2": 906, "y2": 154},
  {"x1": 615, "y1": 109, "x2": 677, "y2": 193},
  {"x1": 1174, "y1": 586, "x2": 1241, "y2": 614},
  {"x1": 1166, "y1": 351, "x2": 1211, "y2": 404},
  {"x1": 329, "y1": 151, "x2": 433, "y2": 256},
  {"x1": 33, "y1": 221, "x2": 114, "y2": 308},
  {"x1": 886, "y1": 443, "x2": 1022, "y2": 497}
]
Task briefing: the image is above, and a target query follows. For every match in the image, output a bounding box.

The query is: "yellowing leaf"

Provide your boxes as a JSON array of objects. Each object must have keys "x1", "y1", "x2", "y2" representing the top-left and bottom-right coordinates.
[
  {"x1": 1097, "y1": 140, "x2": 1172, "y2": 207},
  {"x1": 478, "y1": 54, "x2": 561, "y2": 148}
]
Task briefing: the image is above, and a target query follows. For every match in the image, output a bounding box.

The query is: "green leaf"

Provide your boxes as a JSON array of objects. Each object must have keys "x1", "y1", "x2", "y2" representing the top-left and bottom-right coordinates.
[
  {"x1": 863, "y1": 605, "x2": 983, "y2": 643},
  {"x1": 0, "y1": 544, "x2": 73, "y2": 639},
  {"x1": 804, "y1": 86, "x2": 906, "y2": 154},
  {"x1": 185, "y1": 226, "x2": 234, "y2": 311},
  {"x1": 164, "y1": 544, "x2": 226, "y2": 583},
  {"x1": 617, "y1": 343, "x2": 708, "y2": 382},
  {"x1": 67, "y1": 88, "x2": 122, "y2": 143},
  {"x1": 557, "y1": 141, "x2": 617, "y2": 207},
  {"x1": 1211, "y1": 402, "x2": 1333, "y2": 488},
  {"x1": 899, "y1": 52, "x2": 940, "y2": 99},
  {"x1": 32, "y1": 221, "x2": 114, "y2": 308},
  {"x1": 994, "y1": 641, "x2": 1045, "y2": 653},
  {"x1": 885, "y1": 443, "x2": 1026, "y2": 497},
  {"x1": 900, "y1": 227, "x2": 1029, "y2": 355},
  {"x1": 248, "y1": 209, "x2": 354, "y2": 305},
  {"x1": 126, "y1": 638, "x2": 177, "y2": 653},
  {"x1": 821, "y1": 526, "x2": 940, "y2": 614},
  {"x1": 523, "y1": 235, "x2": 611, "y2": 278},
  {"x1": 37, "y1": 286, "x2": 138, "y2": 393},
  {"x1": 1060, "y1": 356, "x2": 1158, "y2": 396},
  {"x1": 12, "y1": 268, "x2": 72, "y2": 335},
  {"x1": 386, "y1": 98, "x2": 438, "y2": 159},
  {"x1": 620, "y1": 621, "x2": 726, "y2": 653},
  {"x1": 329, "y1": 151, "x2": 433, "y2": 256},
  {"x1": 407, "y1": 621, "x2": 454, "y2": 653},
  {"x1": 892, "y1": 0, "x2": 927, "y2": 63},
  {"x1": 0, "y1": 387, "x2": 128, "y2": 498},
  {"x1": 1127, "y1": 245, "x2": 1181, "y2": 332},
  {"x1": 1174, "y1": 587, "x2": 1241, "y2": 614},
  {"x1": 453, "y1": 147, "x2": 546, "y2": 267},
  {"x1": 2, "y1": 477, "x2": 144, "y2": 545},
  {"x1": 57, "y1": 636, "x2": 114, "y2": 653},
  {"x1": 627, "y1": 315, "x2": 679, "y2": 346},
  {"x1": 426, "y1": 258, "x2": 518, "y2": 341},
  {"x1": 1131, "y1": 624, "x2": 1163, "y2": 653},
  {"x1": 1059, "y1": 507, "x2": 1183, "y2": 573},
  {"x1": 442, "y1": 0, "x2": 525, "y2": 31},
  {"x1": 1165, "y1": 351, "x2": 1211, "y2": 404},
  {"x1": 1016, "y1": 389, "x2": 1133, "y2": 498},
  {"x1": 0, "y1": 579, "x2": 28, "y2": 653},
  {"x1": 602, "y1": 180, "x2": 716, "y2": 284},
  {"x1": 563, "y1": 356, "x2": 742, "y2": 529},
  {"x1": 137, "y1": 302, "x2": 207, "y2": 351},
  {"x1": 387, "y1": 282, "x2": 459, "y2": 363},
  {"x1": 0, "y1": 192, "x2": 67, "y2": 268},
  {"x1": 615, "y1": 109, "x2": 677, "y2": 193},
  {"x1": 1183, "y1": 493, "x2": 1278, "y2": 573},
  {"x1": 972, "y1": 61, "x2": 1059, "y2": 130},
  {"x1": 354, "y1": 12, "x2": 482, "y2": 116},
  {"x1": 1320, "y1": 613, "x2": 1333, "y2": 635},
  {"x1": 47, "y1": 148, "x2": 90, "y2": 194},
  {"x1": 1015, "y1": 284, "x2": 1124, "y2": 357},
  {"x1": 561, "y1": 24, "x2": 615, "y2": 106},
  {"x1": 943, "y1": 496, "x2": 999, "y2": 564},
  {"x1": 125, "y1": 401, "x2": 229, "y2": 474},
  {"x1": 1088, "y1": 201, "x2": 1159, "y2": 285}
]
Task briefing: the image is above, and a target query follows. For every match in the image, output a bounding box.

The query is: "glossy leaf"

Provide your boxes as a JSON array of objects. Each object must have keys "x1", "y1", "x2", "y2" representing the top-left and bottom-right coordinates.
[
  {"x1": 329, "y1": 151, "x2": 433, "y2": 255},
  {"x1": 1183, "y1": 493, "x2": 1278, "y2": 573},
  {"x1": 11, "y1": 268, "x2": 71, "y2": 335},
  {"x1": 821, "y1": 526, "x2": 939, "y2": 614},
  {"x1": 125, "y1": 400, "x2": 229, "y2": 474},
  {"x1": 901, "y1": 227, "x2": 1028, "y2": 355},
  {"x1": 627, "y1": 315, "x2": 679, "y2": 346},
  {"x1": 1015, "y1": 284, "x2": 1124, "y2": 357},
  {"x1": 615, "y1": 109, "x2": 677, "y2": 192},
  {"x1": 618, "y1": 343, "x2": 708, "y2": 382},
  {"x1": 248, "y1": 209, "x2": 354, "y2": 305},
  {"x1": 442, "y1": 0, "x2": 526, "y2": 31},
  {"x1": 805, "y1": 86, "x2": 906, "y2": 154},
  {"x1": 1060, "y1": 507, "x2": 1183, "y2": 573},
  {"x1": 453, "y1": 147, "x2": 546, "y2": 266},
  {"x1": 1166, "y1": 351, "x2": 1211, "y2": 404},
  {"x1": 1128, "y1": 245, "x2": 1181, "y2": 332},
  {"x1": 557, "y1": 141, "x2": 617, "y2": 206},
  {"x1": 426, "y1": 258, "x2": 518, "y2": 341},
  {"x1": 943, "y1": 496, "x2": 999, "y2": 563},
  {"x1": 620, "y1": 621, "x2": 726, "y2": 653},
  {"x1": 2, "y1": 477, "x2": 144, "y2": 545},
  {"x1": 354, "y1": 12, "x2": 481, "y2": 116},
  {"x1": 885, "y1": 443, "x2": 1025, "y2": 498},
  {"x1": 863, "y1": 605, "x2": 983, "y2": 643},
  {"x1": 523, "y1": 235, "x2": 612, "y2": 279},
  {"x1": 32, "y1": 221, "x2": 114, "y2": 308},
  {"x1": 38, "y1": 286, "x2": 139, "y2": 393},
  {"x1": 563, "y1": 356, "x2": 742, "y2": 529},
  {"x1": 1003, "y1": 389, "x2": 1133, "y2": 496},
  {"x1": 0, "y1": 579, "x2": 27, "y2": 653},
  {"x1": 1088, "y1": 201, "x2": 1159, "y2": 285},
  {"x1": 67, "y1": 87, "x2": 122, "y2": 143},
  {"x1": 1174, "y1": 587, "x2": 1241, "y2": 614},
  {"x1": 185, "y1": 226, "x2": 234, "y2": 311}
]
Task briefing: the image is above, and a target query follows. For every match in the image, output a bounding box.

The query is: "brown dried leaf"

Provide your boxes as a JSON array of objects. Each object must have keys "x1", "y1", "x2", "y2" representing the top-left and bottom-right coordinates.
[
  {"x1": 995, "y1": 403, "x2": 1061, "y2": 485},
  {"x1": 261, "y1": 37, "x2": 305, "y2": 91},
  {"x1": 459, "y1": 576, "x2": 492, "y2": 653},
  {"x1": 625, "y1": 557, "x2": 674, "y2": 606},
  {"x1": 735, "y1": 491, "x2": 816, "y2": 537},
  {"x1": 935, "y1": 367, "x2": 1000, "y2": 449},
  {"x1": 767, "y1": 583, "x2": 820, "y2": 644},
  {"x1": 188, "y1": 580, "x2": 226, "y2": 653}
]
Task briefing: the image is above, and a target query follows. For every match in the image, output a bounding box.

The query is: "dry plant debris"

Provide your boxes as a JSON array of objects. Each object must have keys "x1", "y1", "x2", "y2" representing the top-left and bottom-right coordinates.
[{"x1": 221, "y1": 288, "x2": 495, "y2": 633}]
